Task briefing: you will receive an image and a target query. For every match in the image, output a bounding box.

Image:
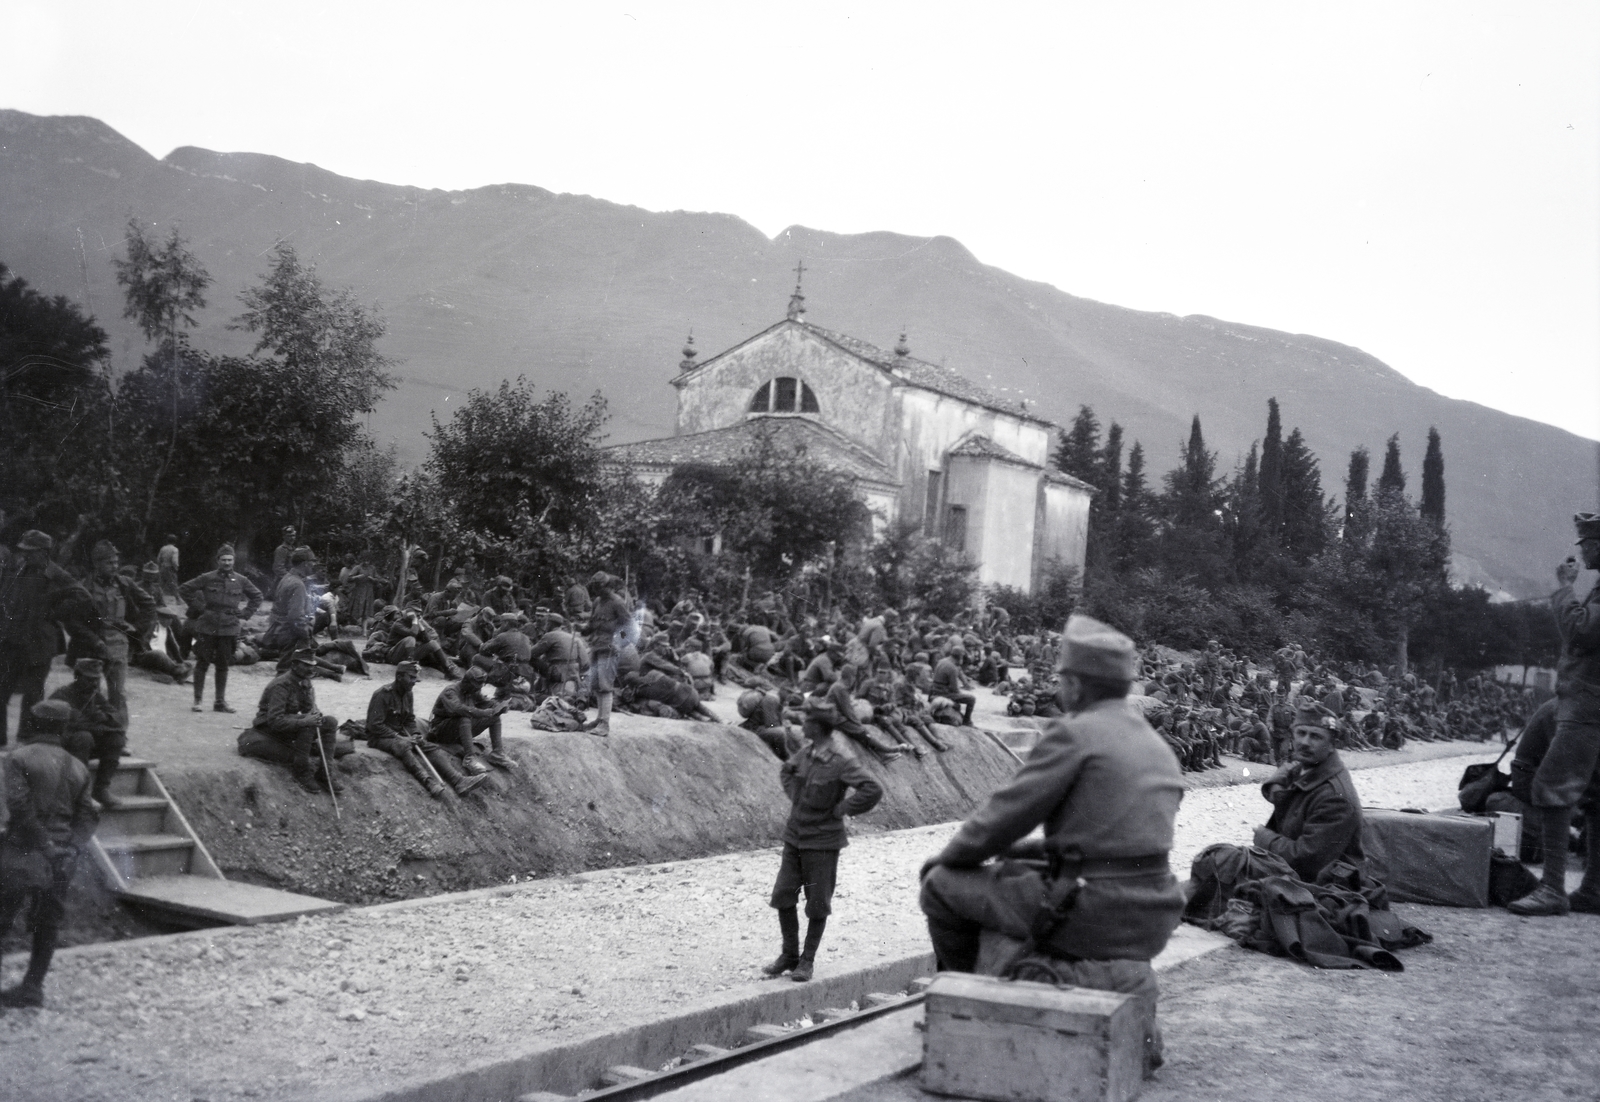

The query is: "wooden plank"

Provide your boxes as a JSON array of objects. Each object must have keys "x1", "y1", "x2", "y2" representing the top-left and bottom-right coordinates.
[{"x1": 118, "y1": 875, "x2": 346, "y2": 925}]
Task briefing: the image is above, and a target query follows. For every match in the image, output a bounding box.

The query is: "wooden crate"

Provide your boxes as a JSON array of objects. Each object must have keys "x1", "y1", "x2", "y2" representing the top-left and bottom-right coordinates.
[{"x1": 921, "y1": 973, "x2": 1145, "y2": 1102}]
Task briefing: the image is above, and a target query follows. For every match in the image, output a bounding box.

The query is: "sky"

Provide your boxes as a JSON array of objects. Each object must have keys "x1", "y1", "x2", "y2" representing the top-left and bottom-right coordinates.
[{"x1": 4, "y1": 1, "x2": 1598, "y2": 441}]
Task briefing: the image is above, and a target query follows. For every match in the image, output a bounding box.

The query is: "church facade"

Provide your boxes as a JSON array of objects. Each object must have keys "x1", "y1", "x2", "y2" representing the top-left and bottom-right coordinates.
[{"x1": 606, "y1": 298, "x2": 1094, "y2": 594}]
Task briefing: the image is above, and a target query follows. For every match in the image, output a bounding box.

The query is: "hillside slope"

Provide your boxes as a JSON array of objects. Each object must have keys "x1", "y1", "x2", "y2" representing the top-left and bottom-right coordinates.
[{"x1": 2, "y1": 108, "x2": 1593, "y2": 596}]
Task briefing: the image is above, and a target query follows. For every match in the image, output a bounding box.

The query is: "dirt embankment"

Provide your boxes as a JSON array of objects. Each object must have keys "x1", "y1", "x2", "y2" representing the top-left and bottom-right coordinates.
[{"x1": 158, "y1": 719, "x2": 1017, "y2": 909}]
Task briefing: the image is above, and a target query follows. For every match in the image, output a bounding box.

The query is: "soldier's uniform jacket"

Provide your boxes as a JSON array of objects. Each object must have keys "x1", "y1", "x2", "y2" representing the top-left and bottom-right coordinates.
[
  {"x1": 366, "y1": 683, "x2": 422, "y2": 742},
  {"x1": 85, "y1": 573, "x2": 156, "y2": 660},
  {"x1": 179, "y1": 570, "x2": 263, "y2": 637},
  {"x1": 932, "y1": 697, "x2": 1187, "y2": 961},
  {"x1": 2, "y1": 740, "x2": 98, "y2": 888},
  {"x1": 779, "y1": 734, "x2": 882, "y2": 850},
  {"x1": 482, "y1": 629, "x2": 533, "y2": 665},
  {"x1": 429, "y1": 682, "x2": 497, "y2": 731},
  {"x1": 1552, "y1": 577, "x2": 1600, "y2": 702},
  {"x1": 49, "y1": 681, "x2": 121, "y2": 734},
  {"x1": 1257, "y1": 750, "x2": 1366, "y2": 882},
  {"x1": 252, "y1": 672, "x2": 320, "y2": 739},
  {"x1": 270, "y1": 573, "x2": 316, "y2": 631},
  {"x1": 0, "y1": 559, "x2": 95, "y2": 666}
]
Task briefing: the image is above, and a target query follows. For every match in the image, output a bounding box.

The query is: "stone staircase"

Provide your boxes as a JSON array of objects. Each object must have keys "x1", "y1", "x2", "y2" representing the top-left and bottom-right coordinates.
[{"x1": 90, "y1": 757, "x2": 344, "y2": 927}]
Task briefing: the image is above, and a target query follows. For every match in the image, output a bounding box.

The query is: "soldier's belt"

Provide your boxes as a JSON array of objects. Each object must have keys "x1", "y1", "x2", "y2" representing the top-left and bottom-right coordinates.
[{"x1": 1057, "y1": 853, "x2": 1170, "y2": 880}]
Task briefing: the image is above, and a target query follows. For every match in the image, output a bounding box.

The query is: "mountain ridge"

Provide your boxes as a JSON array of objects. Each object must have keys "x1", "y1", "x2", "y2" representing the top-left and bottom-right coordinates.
[{"x1": 2, "y1": 108, "x2": 1593, "y2": 598}]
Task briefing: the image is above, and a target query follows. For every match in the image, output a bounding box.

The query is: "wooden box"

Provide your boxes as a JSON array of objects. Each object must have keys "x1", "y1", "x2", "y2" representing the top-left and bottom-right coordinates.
[
  {"x1": 1363, "y1": 807, "x2": 1492, "y2": 908},
  {"x1": 921, "y1": 973, "x2": 1145, "y2": 1102}
]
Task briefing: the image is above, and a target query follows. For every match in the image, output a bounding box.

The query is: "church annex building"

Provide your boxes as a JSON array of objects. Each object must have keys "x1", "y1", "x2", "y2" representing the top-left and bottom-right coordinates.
[{"x1": 606, "y1": 291, "x2": 1094, "y2": 595}]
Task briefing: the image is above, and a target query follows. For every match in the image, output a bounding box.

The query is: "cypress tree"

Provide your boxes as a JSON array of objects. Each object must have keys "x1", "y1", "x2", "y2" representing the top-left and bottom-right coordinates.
[
  {"x1": 1258, "y1": 398, "x2": 1285, "y2": 543},
  {"x1": 1164, "y1": 415, "x2": 1220, "y2": 529},
  {"x1": 1279, "y1": 427, "x2": 1328, "y2": 562},
  {"x1": 1053, "y1": 405, "x2": 1101, "y2": 482},
  {"x1": 1344, "y1": 447, "x2": 1369, "y2": 523},
  {"x1": 1378, "y1": 433, "x2": 1405, "y2": 497},
  {"x1": 1098, "y1": 422, "x2": 1124, "y2": 515},
  {"x1": 1420, "y1": 427, "x2": 1445, "y2": 526},
  {"x1": 1229, "y1": 442, "x2": 1264, "y2": 574}
]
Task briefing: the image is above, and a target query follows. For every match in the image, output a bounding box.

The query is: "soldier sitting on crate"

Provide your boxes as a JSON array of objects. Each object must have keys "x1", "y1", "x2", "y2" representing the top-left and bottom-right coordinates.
[
  {"x1": 918, "y1": 614, "x2": 1186, "y2": 1077},
  {"x1": 365, "y1": 661, "x2": 488, "y2": 799},
  {"x1": 1251, "y1": 702, "x2": 1366, "y2": 882}
]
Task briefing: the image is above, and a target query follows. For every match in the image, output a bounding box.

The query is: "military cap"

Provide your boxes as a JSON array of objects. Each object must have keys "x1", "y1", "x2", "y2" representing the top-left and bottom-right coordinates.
[
  {"x1": 394, "y1": 660, "x2": 420, "y2": 675},
  {"x1": 737, "y1": 689, "x2": 765, "y2": 718},
  {"x1": 1293, "y1": 701, "x2": 1332, "y2": 730},
  {"x1": 141, "y1": 561, "x2": 161, "y2": 577},
  {"x1": 544, "y1": 612, "x2": 566, "y2": 626},
  {"x1": 30, "y1": 699, "x2": 73, "y2": 725},
  {"x1": 289, "y1": 648, "x2": 318, "y2": 666},
  {"x1": 215, "y1": 543, "x2": 236, "y2": 559},
  {"x1": 73, "y1": 657, "x2": 105, "y2": 677},
  {"x1": 282, "y1": 525, "x2": 297, "y2": 534},
  {"x1": 498, "y1": 612, "x2": 521, "y2": 624},
  {"x1": 445, "y1": 577, "x2": 464, "y2": 589},
  {"x1": 91, "y1": 539, "x2": 120, "y2": 563},
  {"x1": 493, "y1": 575, "x2": 514, "y2": 588},
  {"x1": 1576, "y1": 513, "x2": 1600, "y2": 542},
  {"x1": 1056, "y1": 613, "x2": 1138, "y2": 681},
  {"x1": 462, "y1": 665, "x2": 488, "y2": 682},
  {"x1": 682, "y1": 637, "x2": 703, "y2": 651},
  {"x1": 16, "y1": 529, "x2": 52, "y2": 551},
  {"x1": 290, "y1": 546, "x2": 316, "y2": 565}
]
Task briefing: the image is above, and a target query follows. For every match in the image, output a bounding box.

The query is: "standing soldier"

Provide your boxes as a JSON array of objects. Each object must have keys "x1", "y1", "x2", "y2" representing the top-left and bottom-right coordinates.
[
  {"x1": 81, "y1": 540, "x2": 156, "y2": 727},
  {"x1": 156, "y1": 534, "x2": 181, "y2": 601},
  {"x1": 0, "y1": 700, "x2": 99, "y2": 1007},
  {"x1": 366, "y1": 661, "x2": 487, "y2": 798},
  {"x1": 759, "y1": 701, "x2": 883, "y2": 983},
  {"x1": 271, "y1": 526, "x2": 297, "y2": 590},
  {"x1": 918, "y1": 614, "x2": 1186, "y2": 1076},
  {"x1": 179, "y1": 544, "x2": 263, "y2": 714},
  {"x1": 1508, "y1": 512, "x2": 1600, "y2": 916},
  {"x1": 0, "y1": 530, "x2": 95, "y2": 746},
  {"x1": 264, "y1": 547, "x2": 318, "y2": 662},
  {"x1": 582, "y1": 573, "x2": 635, "y2": 738}
]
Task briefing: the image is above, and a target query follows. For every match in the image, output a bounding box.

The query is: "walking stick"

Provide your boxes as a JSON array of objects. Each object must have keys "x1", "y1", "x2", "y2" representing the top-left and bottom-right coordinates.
[
  {"x1": 315, "y1": 725, "x2": 341, "y2": 819},
  {"x1": 410, "y1": 740, "x2": 447, "y2": 790}
]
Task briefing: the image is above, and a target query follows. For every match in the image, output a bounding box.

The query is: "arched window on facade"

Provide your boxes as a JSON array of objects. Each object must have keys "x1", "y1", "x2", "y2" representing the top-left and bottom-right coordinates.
[{"x1": 749, "y1": 377, "x2": 819, "y2": 414}]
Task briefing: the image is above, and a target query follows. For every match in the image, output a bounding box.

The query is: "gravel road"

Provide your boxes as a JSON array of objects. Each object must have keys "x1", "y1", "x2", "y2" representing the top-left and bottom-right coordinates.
[{"x1": 0, "y1": 751, "x2": 1495, "y2": 1102}]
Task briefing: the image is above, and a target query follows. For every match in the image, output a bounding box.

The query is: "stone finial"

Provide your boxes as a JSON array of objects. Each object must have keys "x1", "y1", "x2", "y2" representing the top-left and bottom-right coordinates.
[
  {"x1": 680, "y1": 332, "x2": 698, "y2": 371},
  {"x1": 894, "y1": 331, "x2": 910, "y2": 358},
  {"x1": 787, "y1": 259, "x2": 807, "y2": 320}
]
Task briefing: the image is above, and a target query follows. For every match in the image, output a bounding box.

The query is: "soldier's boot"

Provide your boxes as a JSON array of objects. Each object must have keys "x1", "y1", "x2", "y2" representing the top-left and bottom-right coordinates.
[
  {"x1": 1509, "y1": 806, "x2": 1575, "y2": 916},
  {"x1": 314, "y1": 747, "x2": 345, "y2": 796},
  {"x1": 291, "y1": 733, "x2": 322, "y2": 795},
  {"x1": 431, "y1": 750, "x2": 488, "y2": 796},
  {"x1": 91, "y1": 747, "x2": 123, "y2": 809},
  {"x1": 0, "y1": 927, "x2": 54, "y2": 1007},
  {"x1": 762, "y1": 907, "x2": 800, "y2": 976},
  {"x1": 213, "y1": 664, "x2": 233, "y2": 712},
  {"x1": 791, "y1": 917, "x2": 827, "y2": 982},
  {"x1": 403, "y1": 747, "x2": 447, "y2": 798},
  {"x1": 1568, "y1": 811, "x2": 1600, "y2": 914}
]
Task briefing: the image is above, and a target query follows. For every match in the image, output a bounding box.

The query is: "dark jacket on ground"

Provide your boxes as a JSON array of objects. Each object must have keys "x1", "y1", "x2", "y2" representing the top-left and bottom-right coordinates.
[
  {"x1": 1257, "y1": 750, "x2": 1366, "y2": 882},
  {"x1": 179, "y1": 569, "x2": 263, "y2": 637},
  {"x1": 779, "y1": 734, "x2": 883, "y2": 850}
]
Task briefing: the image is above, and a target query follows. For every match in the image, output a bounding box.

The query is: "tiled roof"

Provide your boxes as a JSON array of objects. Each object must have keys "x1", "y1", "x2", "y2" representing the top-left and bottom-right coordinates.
[
  {"x1": 802, "y1": 323, "x2": 1050, "y2": 425},
  {"x1": 1044, "y1": 467, "x2": 1098, "y2": 492},
  {"x1": 946, "y1": 433, "x2": 1034, "y2": 465},
  {"x1": 605, "y1": 416, "x2": 899, "y2": 486}
]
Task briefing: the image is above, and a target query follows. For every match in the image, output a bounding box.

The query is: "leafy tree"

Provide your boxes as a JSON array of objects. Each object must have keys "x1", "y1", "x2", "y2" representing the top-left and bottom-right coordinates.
[
  {"x1": 870, "y1": 520, "x2": 979, "y2": 620},
  {"x1": 1053, "y1": 405, "x2": 1101, "y2": 482},
  {"x1": 113, "y1": 219, "x2": 212, "y2": 541},
  {"x1": 0, "y1": 262, "x2": 112, "y2": 513},
  {"x1": 1421, "y1": 426, "x2": 1445, "y2": 527}
]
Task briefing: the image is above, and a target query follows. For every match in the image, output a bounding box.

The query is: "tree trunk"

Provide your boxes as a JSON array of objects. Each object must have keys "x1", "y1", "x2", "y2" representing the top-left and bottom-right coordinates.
[
  {"x1": 1395, "y1": 624, "x2": 1409, "y2": 676},
  {"x1": 395, "y1": 541, "x2": 411, "y2": 611},
  {"x1": 137, "y1": 321, "x2": 182, "y2": 547}
]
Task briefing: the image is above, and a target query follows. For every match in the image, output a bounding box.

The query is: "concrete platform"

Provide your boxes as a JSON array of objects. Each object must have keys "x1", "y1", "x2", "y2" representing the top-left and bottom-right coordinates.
[{"x1": 120, "y1": 875, "x2": 347, "y2": 925}]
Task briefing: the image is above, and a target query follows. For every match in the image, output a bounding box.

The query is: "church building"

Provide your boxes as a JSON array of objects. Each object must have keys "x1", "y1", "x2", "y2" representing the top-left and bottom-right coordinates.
[{"x1": 606, "y1": 277, "x2": 1095, "y2": 594}]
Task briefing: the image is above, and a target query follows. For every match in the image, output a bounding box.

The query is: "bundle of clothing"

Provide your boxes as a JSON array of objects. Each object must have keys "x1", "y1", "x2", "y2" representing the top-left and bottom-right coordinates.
[
  {"x1": 527, "y1": 696, "x2": 589, "y2": 732},
  {"x1": 1184, "y1": 844, "x2": 1431, "y2": 971}
]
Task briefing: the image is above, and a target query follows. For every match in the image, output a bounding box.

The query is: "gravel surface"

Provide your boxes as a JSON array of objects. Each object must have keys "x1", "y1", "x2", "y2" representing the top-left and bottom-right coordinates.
[{"x1": 0, "y1": 750, "x2": 1497, "y2": 1102}]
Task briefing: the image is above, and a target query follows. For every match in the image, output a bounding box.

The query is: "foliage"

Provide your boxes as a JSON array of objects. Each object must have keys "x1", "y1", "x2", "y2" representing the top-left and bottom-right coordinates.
[
  {"x1": 0, "y1": 262, "x2": 113, "y2": 513},
  {"x1": 1421, "y1": 426, "x2": 1445, "y2": 526},
  {"x1": 112, "y1": 219, "x2": 211, "y2": 344},
  {"x1": 987, "y1": 558, "x2": 1081, "y2": 635},
  {"x1": 868, "y1": 520, "x2": 978, "y2": 620}
]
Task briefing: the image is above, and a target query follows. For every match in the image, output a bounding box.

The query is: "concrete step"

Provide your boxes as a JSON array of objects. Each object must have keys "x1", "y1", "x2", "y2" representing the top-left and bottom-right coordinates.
[
  {"x1": 98, "y1": 833, "x2": 196, "y2": 878},
  {"x1": 119, "y1": 875, "x2": 346, "y2": 926},
  {"x1": 95, "y1": 795, "x2": 171, "y2": 837}
]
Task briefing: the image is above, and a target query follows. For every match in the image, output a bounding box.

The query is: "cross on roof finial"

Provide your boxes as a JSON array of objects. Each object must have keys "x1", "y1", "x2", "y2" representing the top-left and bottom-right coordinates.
[{"x1": 787, "y1": 259, "x2": 808, "y2": 321}]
